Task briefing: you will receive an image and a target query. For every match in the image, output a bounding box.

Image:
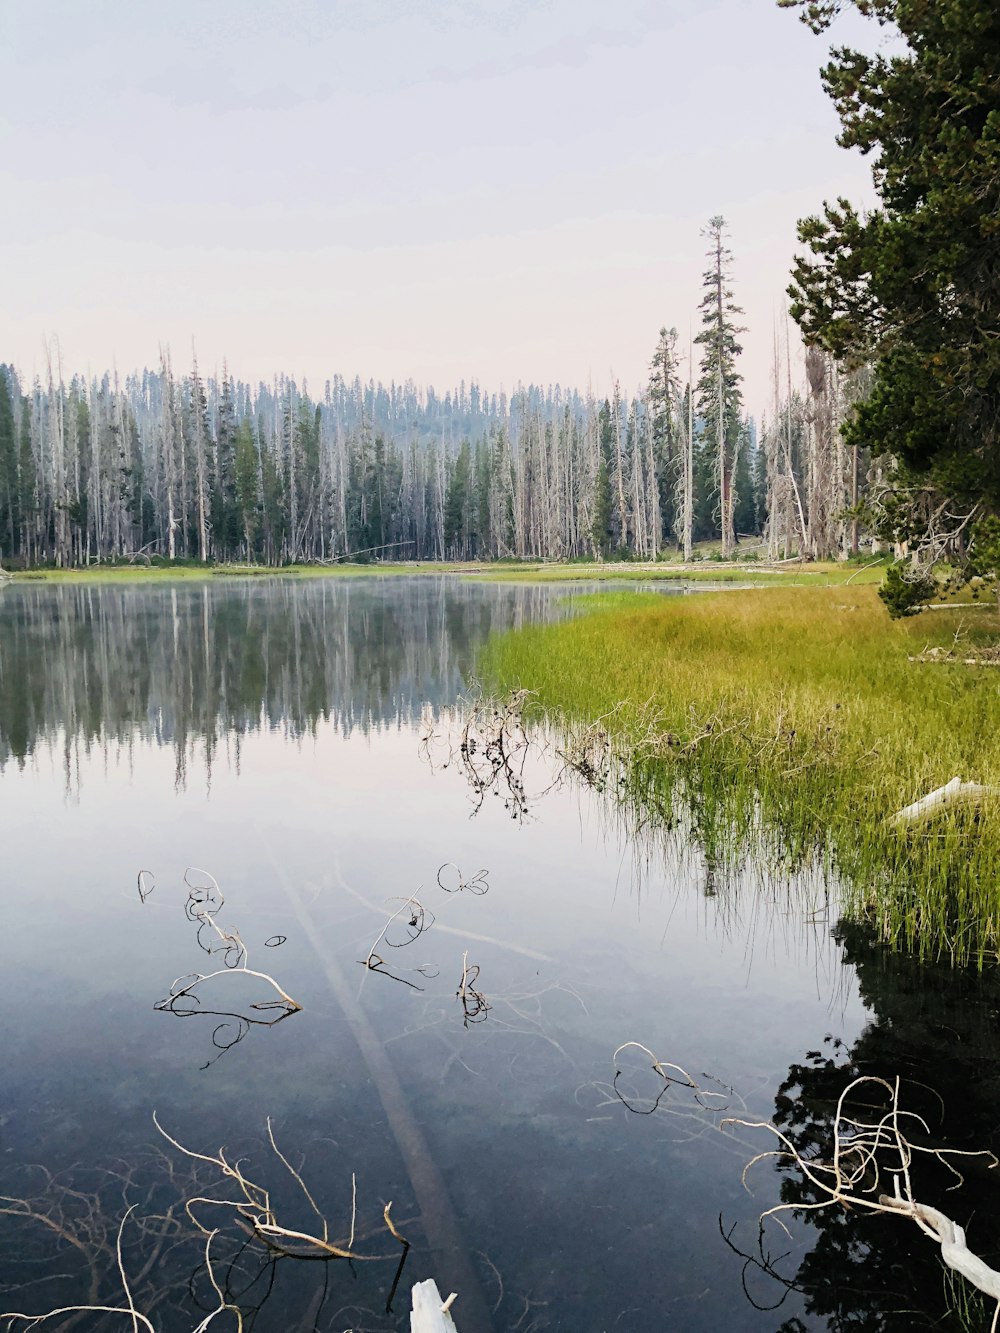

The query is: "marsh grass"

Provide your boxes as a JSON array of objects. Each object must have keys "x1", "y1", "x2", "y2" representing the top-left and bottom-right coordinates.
[
  {"x1": 477, "y1": 558, "x2": 890, "y2": 587},
  {"x1": 480, "y1": 586, "x2": 1000, "y2": 964},
  {"x1": 7, "y1": 556, "x2": 890, "y2": 587}
]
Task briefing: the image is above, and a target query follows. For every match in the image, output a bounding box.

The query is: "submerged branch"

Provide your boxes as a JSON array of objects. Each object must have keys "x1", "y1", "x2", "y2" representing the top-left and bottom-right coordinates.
[{"x1": 726, "y1": 1074, "x2": 1000, "y2": 1313}]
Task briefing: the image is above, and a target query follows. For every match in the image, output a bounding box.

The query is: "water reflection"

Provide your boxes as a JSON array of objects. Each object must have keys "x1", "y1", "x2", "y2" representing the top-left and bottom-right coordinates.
[
  {"x1": 0, "y1": 577, "x2": 576, "y2": 785},
  {"x1": 734, "y1": 921, "x2": 1000, "y2": 1331},
  {"x1": 4, "y1": 577, "x2": 999, "y2": 1330}
]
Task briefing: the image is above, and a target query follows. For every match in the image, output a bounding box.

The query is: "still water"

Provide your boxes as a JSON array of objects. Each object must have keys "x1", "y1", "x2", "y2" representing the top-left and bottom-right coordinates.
[{"x1": 1, "y1": 577, "x2": 997, "y2": 1332}]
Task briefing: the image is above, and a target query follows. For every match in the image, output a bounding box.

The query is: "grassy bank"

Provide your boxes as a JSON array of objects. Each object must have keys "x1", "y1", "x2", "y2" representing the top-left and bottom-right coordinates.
[
  {"x1": 480, "y1": 585, "x2": 1000, "y2": 964},
  {"x1": 478, "y1": 557, "x2": 889, "y2": 587},
  {"x1": 3, "y1": 556, "x2": 889, "y2": 587},
  {"x1": 2, "y1": 561, "x2": 461, "y2": 584}
]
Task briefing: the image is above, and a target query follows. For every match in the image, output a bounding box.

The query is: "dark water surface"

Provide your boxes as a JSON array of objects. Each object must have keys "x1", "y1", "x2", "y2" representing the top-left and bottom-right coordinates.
[{"x1": 1, "y1": 577, "x2": 997, "y2": 1332}]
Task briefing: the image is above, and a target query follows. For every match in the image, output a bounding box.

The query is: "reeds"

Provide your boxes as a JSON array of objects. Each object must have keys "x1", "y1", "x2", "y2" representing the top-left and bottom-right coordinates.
[{"x1": 480, "y1": 586, "x2": 1000, "y2": 964}]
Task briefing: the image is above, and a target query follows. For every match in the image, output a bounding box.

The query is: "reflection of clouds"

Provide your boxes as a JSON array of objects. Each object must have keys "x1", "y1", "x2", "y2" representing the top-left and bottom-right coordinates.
[{"x1": 0, "y1": 578, "x2": 567, "y2": 784}]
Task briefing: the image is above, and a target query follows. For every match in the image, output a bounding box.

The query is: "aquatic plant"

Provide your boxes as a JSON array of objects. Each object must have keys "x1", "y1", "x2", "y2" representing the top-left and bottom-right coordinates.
[{"x1": 480, "y1": 586, "x2": 1000, "y2": 963}]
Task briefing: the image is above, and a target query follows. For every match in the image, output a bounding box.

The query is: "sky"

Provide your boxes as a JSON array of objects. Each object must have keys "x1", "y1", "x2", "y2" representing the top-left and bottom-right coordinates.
[{"x1": 0, "y1": 0, "x2": 887, "y2": 418}]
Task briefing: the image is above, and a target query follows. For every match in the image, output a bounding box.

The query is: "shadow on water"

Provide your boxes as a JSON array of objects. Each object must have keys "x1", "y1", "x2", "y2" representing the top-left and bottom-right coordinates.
[{"x1": 730, "y1": 921, "x2": 1000, "y2": 1333}]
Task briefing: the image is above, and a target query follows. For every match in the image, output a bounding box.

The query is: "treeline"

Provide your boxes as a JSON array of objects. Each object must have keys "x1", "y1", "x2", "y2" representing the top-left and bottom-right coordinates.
[
  {"x1": 0, "y1": 357, "x2": 758, "y2": 567},
  {"x1": 0, "y1": 218, "x2": 872, "y2": 569},
  {"x1": 0, "y1": 349, "x2": 869, "y2": 569}
]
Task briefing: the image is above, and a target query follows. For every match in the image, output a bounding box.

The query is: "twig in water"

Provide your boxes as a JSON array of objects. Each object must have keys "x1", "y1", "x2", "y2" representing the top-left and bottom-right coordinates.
[
  {"x1": 149, "y1": 867, "x2": 302, "y2": 1066},
  {"x1": 611, "y1": 1042, "x2": 732, "y2": 1117},
  {"x1": 152, "y1": 1114, "x2": 408, "y2": 1273},
  {"x1": 456, "y1": 952, "x2": 490, "y2": 1027},
  {"x1": 360, "y1": 895, "x2": 438, "y2": 990},
  {"x1": 0, "y1": 1210, "x2": 243, "y2": 1333},
  {"x1": 436, "y1": 864, "x2": 489, "y2": 896}
]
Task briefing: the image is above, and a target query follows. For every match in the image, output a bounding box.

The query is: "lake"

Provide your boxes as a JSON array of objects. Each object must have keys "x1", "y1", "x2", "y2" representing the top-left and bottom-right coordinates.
[{"x1": 1, "y1": 576, "x2": 997, "y2": 1332}]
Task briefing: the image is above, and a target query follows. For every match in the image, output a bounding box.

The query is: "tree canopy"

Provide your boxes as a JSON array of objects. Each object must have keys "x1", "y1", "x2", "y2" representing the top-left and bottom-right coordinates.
[{"x1": 781, "y1": 0, "x2": 1000, "y2": 521}]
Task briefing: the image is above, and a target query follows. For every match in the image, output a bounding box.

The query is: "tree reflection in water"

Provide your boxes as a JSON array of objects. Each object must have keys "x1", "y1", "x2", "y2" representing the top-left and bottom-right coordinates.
[
  {"x1": 728, "y1": 921, "x2": 1000, "y2": 1332},
  {"x1": 0, "y1": 577, "x2": 572, "y2": 789}
]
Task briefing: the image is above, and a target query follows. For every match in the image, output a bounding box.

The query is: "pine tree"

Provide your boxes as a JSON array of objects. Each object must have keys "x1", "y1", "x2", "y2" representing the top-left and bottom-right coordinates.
[
  {"x1": 444, "y1": 440, "x2": 472, "y2": 558},
  {"x1": 188, "y1": 357, "x2": 211, "y2": 562},
  {"x1": 648, "y1": 327, "x2": 681, "y2": 544},
  {"x1": 591, "y1": 400, "x2": 615, "y2": 557},
  {"x1": 782, "y1": 0, "x2": 1000, "y2": 555},
  {"x1": 213, "y1": 370, "x2": 240, "y2": 557},
  {"x1": 695, "y1": 217, "x2": 746, "y2": 556},
  {"x1": 234, "y1": 417, "x2": 260, "y2": 558}
]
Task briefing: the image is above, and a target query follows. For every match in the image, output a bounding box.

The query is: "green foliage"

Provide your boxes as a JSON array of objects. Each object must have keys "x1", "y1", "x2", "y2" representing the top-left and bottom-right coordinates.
[
  {"x1": 694, "y1": 218, "x2": 747, "y2": 546},
  {"x1": 647, "y1": 327, "x2": 681, "y2": 541},
  {"x1": 732, "y1": 418, "x2": 760, "y2": 537},
  {"x1": 783, "y1": 0, "x2": 1000, "y2": 520},
  {"x1": 444, "y1": 439, "x2": 472, "y2": 555},
  {"x1": 967, "y1": 515, "x2": 1000, "y2": 580},
  {"x1": 878, "y1": 561, "x2": 935, "y2": 617},
  {"x1": 591, "y1": 402, "x2": 615, "y2": 556},
  {"x1": 482, "y1": 585, "x2": 1000, "y2": 964},
  {"x1": 233, "y1": 418, "x2": 261, "y2": 555}
]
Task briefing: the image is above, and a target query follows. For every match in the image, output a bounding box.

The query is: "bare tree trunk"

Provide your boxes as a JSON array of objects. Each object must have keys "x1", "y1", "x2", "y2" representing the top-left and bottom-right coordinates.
[{"x1": 612, "y1": 382, "x2": 628, "y2": 552}]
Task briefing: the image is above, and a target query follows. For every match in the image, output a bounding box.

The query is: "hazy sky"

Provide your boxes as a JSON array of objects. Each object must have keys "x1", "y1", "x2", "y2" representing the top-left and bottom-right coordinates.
[{"x1": 0, "y1": 0, "x2": 884, "y2": 416}]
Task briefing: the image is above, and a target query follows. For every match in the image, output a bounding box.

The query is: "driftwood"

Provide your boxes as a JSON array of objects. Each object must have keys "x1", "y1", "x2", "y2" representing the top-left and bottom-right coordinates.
[
  {"x1": 411, "y1": 1279, "x2": 459, "y2": 1332},
  {"x1": 878, "y1": 1193, "x2": 1000, "y2": 1304},
  {"x1": 727, "y1": 1074, "x2": 1000, "y2": 1321},
  {"x1": 892, "y1": 775, "x2": 1000, "y2": 825}
]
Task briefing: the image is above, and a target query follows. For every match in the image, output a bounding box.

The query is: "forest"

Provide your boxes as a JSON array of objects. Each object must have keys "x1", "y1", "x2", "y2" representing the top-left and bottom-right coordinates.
[{"x1": 0, "y1": 221, "x2": 867, "y2": 570}]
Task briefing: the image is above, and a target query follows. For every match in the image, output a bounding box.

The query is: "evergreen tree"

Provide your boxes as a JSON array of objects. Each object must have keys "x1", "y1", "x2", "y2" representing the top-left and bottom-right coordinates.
[
  {"x1": 781, "y1": 0, "x2": 1000, "y2": 548},
  {"x1": 591, "y1": 400, "x2": 615, "y2": 556},
  {"x1": 213, "y1": 371, "x2": 240, "y2": 557},
  {"x1": 187, "y1": 359, "x2": 211, "y2": 562},
  {"x1": 695, "y1": 217, "x2": 746, "y2": 555},
  {"x1": 17, "y1": 396, "x2": 34, "y2": 562},
  {"x1": 234, "y1": 418, "x2": 261, "y2": 558},
  {"x1": 732, "y1": 418, "x2": 761, "y2": 538},
  {"x1": 444, "y1": 439, "x2": 472, "y2": 557},
  {"x1": 648, "y1": 327, "x2": 681, "y2": 543}
]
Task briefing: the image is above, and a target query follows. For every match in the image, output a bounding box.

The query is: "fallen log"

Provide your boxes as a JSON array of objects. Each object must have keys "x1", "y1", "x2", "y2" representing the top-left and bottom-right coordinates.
[{"x1": 893, "y1": 775, "x2": 1000, "y2": 825}]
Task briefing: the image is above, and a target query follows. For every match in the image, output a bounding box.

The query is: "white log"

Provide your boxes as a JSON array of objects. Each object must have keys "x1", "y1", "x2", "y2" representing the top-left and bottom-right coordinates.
[
  {"x1": 410, "y1": 1279, "x2": 459, "y2": 1333},
  {"x1": 879, "y1": 1195, "x2": 1000, "y2": 1302},
  {"x1": 892, "y1": 776, "x2": 1000, "y2": 825}
]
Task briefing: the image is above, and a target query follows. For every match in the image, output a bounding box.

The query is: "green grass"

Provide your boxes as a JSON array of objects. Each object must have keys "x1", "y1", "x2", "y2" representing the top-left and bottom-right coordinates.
[
  {"x1": 480, "y1": 585, "x2": 1000, "y2": 964},
  {"x1": 476, "y1": 557, "x2": 889, "y2": 587},
  {"x1": 4, "y1": 556, "x2": 890, "y2": 587},
  {"x1": 4, "y1": 561, "x2": 467, "y2": 584}
]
